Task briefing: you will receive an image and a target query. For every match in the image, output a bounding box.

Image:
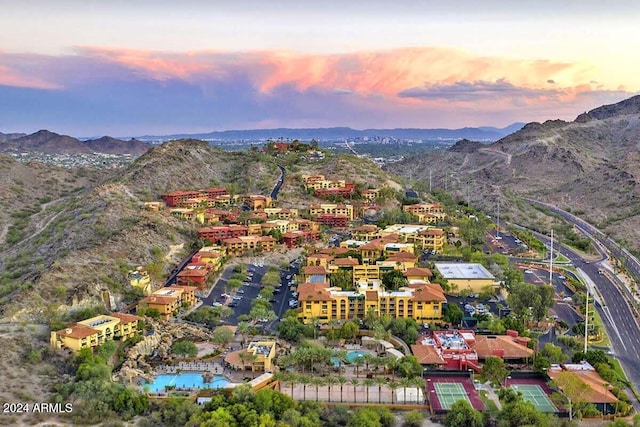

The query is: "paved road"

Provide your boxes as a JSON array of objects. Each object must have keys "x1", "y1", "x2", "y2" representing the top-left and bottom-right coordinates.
[
  {"x1": 270, "y1": 164, "x2": 286, "y2": 200},
  {"x1": 524, "y1": 201, "x2": 640, "y2": 395}
]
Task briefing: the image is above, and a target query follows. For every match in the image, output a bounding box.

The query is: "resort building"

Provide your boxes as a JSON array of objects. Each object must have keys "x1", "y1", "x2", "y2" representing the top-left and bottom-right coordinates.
[
  {"x1": 402, "y1": 203, "x2": 446, "y2": 224},
  {"x1": 222, "y1": 235, "x2": 276, "y2": 256},
  {"x1": 433, "y1": 263, "x2": 499, "y2": 295},
  {"x1": 128, "y1": 267, "x2": 151, "y2": 295},
  {"x1": 309, "y1": 203, "x2": 355, "y2": 220},
  {"x1": 198, "y1": 225, "x2": 248, "y2": 244},
  {"x1": 316, "y1": 214, "x2": 350, "y2": 227},
  {"x1": 191, "y1": 246, "x2": 225, "y2": 271},
  {"x1": 244, "y1": 195, "x2": 272, "y2": 210},
  {"x1": 225, "y1": 341, "x2": 277, "y2": 372},
  {"x1": 361, "y1": 188, "x2": 380, "y2": 201},
  {"x1": 547, "y1": 362, "x2": 618, "y2": 413},
  {"x1": 138, "y1": 285, "x2": 197, "y2": 320},
  {"x1": 297, "y1": 279, "x2": 446, "y2": 325},
  {"x1": 263, "y1": 208, "x2": 299, "y2": 219},
  {"x1": 282, "y1": 230, "x2": 320, "y2": 248},
  {"x1": 381, "y1": 224, "x2": 447, "y2": 252},
  {"x1": 50, "y1": 312, "x2": 141, "y2": 352},
  {"x1": 177, "y1": 263, "x2": 213, "y2": 288},
  {"x1": 162, "y1": 190, "x2": 201, "y2": 207},
  {"x1": 411, "y1": 329, "x2": 533, "y2": 371}
]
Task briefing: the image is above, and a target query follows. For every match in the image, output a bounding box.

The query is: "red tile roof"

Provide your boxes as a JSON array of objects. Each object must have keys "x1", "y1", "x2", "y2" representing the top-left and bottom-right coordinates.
[
  {"x1": 408, "y1": 284, "x2": 446, "y2": 302},
  {"x1": 110, "y1": 312, "x2": 141, "y2": 324},
  {"x1": 297, "y1": 283, "x2": 334, "y2": 301},
  {"x1": 366, "y1": 291, "x2": 378, "y2": 301},
  {"x1": 303, "y1": 266, "x2": 328, "y2": 275},
  {"x1": 333, "y1": 257, "x2": 359, "y2": 266},
  {"x1": 386, "y1": 252, "x2": 417, "y2": 261},
  {"x1": 472, "y1": 335, "x2": 534, "y2": 359},
  {"x1": 55, "y1": 324, "x2": 98, "y2": 339},
  {"x1": 411, "y1": 344, "x2": 445, "y2": 365}
]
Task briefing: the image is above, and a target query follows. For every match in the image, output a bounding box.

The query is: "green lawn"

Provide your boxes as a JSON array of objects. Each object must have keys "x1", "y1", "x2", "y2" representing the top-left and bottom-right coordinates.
[{"x1": 478, "y1": 390, "x2": 499, "y2": 413}]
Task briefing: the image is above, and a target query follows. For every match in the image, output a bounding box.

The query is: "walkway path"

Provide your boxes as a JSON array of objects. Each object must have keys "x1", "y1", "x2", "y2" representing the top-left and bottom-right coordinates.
[{"x1": 482, "y1": 382, "x2": 502, "y2": 410}]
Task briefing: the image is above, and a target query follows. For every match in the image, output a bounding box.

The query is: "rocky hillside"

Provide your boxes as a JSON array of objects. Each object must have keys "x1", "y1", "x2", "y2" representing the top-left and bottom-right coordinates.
[
  {"x1": 0, "y1": 140, "x2": 281, "y2": 319},
  {"x1": 0, "y1": 130, "x2": 151, "y2": 155},
  {"x1": 0, "y1": 132, "x2": 25, "y2": 142},
  {"x1": 387, "y1": 95, "x2": 640, "y2": 250}
]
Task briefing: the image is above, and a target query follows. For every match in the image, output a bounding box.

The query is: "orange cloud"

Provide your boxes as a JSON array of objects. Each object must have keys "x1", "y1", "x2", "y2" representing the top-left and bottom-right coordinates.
[
  {"x1": 0, "y1": 64, "x2": 61, "y2": 89},
  {"x1": 73, "y1": 46, "x2": 600, "y2": 98}
]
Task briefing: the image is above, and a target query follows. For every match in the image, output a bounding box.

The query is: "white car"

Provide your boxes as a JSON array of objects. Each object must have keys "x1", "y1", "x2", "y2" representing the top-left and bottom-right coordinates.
[{"x1": 524, "y1": 270, "x2": 534, "y2": 274}]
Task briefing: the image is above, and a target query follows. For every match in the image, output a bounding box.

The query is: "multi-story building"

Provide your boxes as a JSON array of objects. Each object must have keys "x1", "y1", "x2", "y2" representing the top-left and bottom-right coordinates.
[
  {"x1": 202, "y1": 187, "x2": 229, "y2": 199},
  {"x1": 162, "y1": 190, "x2": 201, "y2": 207},
  {"x1": 192, "y1": 246, "x2": 225, "y2": 271},
  {"x1": 261, "y1": 220, "x2": 299, "y2": 234},
  {"x1": 376, "y1": 252, "x2": 418, "y2": 272},
  {"x1": 297, "y1": 280, "x2": 446, "y2": 325},
  {"x1": 381, "y1": 224, "x2": 446, "y2": 251},
  {"x1": 314, "y1": 184, "x2": 355, "y2": 198},
  {"x1": 244, "y1": 195, "x2": 272, "y2": 210},
  {"x1": 263, "y1": 208, "x2": 299, "y2": 219},
  {"x1": 170, "y1": 208, "x2": 203, "y2": 223},
  {"x1": 309, "y1": 203, "x2": 354, "y2": 220},
  {"x1": 225, "y1": 341, "x2": 277, "y2": 372},
  {"x1": 177, "y1": 263, "x2": 213, "y2": 288},
  {"x1": 361, "y1": 188, "x2": 380, "y2": 201},
  {"x1": 316, "y1": 214, "x2": 350, "y2": 227},
  {"x1": 352, "y1": 264, "x2": 380, "y2": 283},
  {"x1": 138, "y1": 285, "x2": 197, "y2": 320},
  {"x1": 50, "y1": 312, "x2": 141, "y2": 352},
  {"x1": 282, "y1": 230, "x2": 320, "y2": 248},
  {"x1": 222, "y1": 235, "x2": 276, "y2": 256},
  {"x1": 198, "y1": 225, "x2": 248, "y2": 243}
]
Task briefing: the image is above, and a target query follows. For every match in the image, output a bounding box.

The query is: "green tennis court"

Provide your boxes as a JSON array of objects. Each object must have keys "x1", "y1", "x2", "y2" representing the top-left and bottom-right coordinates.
[
  {"x1": 511, "y1": 384, "x2": 557, "y2": 412},
  {"x1": 434, "y1": 382, "x2": 471, "y2": 410}
]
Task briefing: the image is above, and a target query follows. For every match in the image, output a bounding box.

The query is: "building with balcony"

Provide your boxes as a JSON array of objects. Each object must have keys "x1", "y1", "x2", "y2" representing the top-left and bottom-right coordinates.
[
  {"x1": 137, "y1": 285, "x2": 197, "y2": 320},
  {"x1": 50, "y1": 312, "x2": 141, "y2": 352},
  {"x1": 162, "y1": 190, "x2": 201, "y2": 207},
  {"x1": 222, "y1": 235, "x2": 276, "y2": 256},
  {"x1": 225, "y1": 341, "x2": 277, "y2": 372},
  {"x1": 309, "y1": 203, "x2": 354, "y2": 220},
  {"x1": 297, "y1": 280, "x2": 446, "y2": 325}
]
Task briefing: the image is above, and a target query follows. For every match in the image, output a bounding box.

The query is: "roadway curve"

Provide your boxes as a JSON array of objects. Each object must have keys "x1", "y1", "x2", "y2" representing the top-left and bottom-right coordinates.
[
  {"x1": 527, "y1": 200, "x2": 640, "y2": 396},
  {"x1": 270, "y1": 165, "x2": 286, "y2": 200}
]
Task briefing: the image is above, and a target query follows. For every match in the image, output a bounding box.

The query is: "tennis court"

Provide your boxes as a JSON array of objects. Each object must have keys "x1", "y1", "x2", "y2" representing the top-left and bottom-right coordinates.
[
  {"x1": 425, "y1": 376, "x2": 485, "y2": 413},
  {"x1": 511, "y1": 384, "x2": 558, "y2": 413},
  {"x1": 434, "y1": 382, "x2": 471, "y2": 410}
]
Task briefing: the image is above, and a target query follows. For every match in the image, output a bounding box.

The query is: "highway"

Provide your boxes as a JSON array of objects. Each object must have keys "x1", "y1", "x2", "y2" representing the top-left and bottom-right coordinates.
[{"x1": 525, "y1": 200, "x2": 640, "y2": 395}]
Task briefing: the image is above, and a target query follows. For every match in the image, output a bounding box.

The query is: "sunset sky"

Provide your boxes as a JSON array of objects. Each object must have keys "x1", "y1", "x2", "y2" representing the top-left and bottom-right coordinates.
[{"x1": 1, "y1": 0, "x2": 639, "y2": 136}]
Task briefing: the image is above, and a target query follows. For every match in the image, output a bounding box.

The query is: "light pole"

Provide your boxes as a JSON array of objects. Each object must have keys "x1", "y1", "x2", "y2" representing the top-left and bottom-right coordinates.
[
  {"x1": 468, "y1": 368, "x2": 474, "y2": 383},
  {"x1": 504, "y1": 375, "x2": 511, "y2": 388}
]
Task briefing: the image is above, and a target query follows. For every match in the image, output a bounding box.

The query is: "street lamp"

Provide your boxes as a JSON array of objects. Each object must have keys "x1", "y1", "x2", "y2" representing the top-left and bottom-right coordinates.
[
  {"x1": 468, "y1": 368, "x2": 474, "y2": 383},
  {"x1": 504, "y1": 375, "x2": 511, "y2": 388}
]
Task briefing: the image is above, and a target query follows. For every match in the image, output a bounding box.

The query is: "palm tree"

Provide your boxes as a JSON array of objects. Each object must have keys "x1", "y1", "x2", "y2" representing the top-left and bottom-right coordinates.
[
  {"x1": 298, "y1": 375, "x2": 311, "y2": 401},
  {"x1": 325, "y1": 376, "x2": 337, "y2": 402},
  {"x1": 375, "y1": 376, "x2": 387, "y2": 404},
  {"x1": 354, "y1": 357, "x2": 364, "y2": 378},
  {"x1": 412, "y1": 376, "x2": 426, "y2": 404},
  {"x1": 350, "y1": 378, "x2": 360, "y2": 403},
  {"x1": 311, "y1": 377, "x2": 324, "y2": 402},
  {"x1": 388, "y1": 380, "x2": 399, "y2": 405},
  {"x1": 337, "y1": 375, "x2": 348, "y2": 403},
  {"x1": 332, "y1": 349, "x2": 348, "y2": 372},
  {"x1": 363, "y1": 378, "x2": 375, "y2": 403},
  {"x1": 399, "y1": 377, "x2": 412, "y2": 404},
  {"x1": 237, "y1": 321, "x2": 250, "y2": 348},
  {"x1": 286, "y1": 372, "x2": 298, "y2": 399}
]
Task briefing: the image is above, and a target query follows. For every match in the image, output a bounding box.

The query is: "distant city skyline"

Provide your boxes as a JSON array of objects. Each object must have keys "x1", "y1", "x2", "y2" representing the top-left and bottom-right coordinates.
[{"x1": 1, "y1": 1, "x2": 639, "y2": 136}]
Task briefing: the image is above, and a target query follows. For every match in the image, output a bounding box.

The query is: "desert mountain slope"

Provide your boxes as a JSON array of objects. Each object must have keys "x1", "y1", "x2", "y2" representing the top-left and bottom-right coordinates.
[
  {"x1": 387, "y1": 95, "x2": 640, "y2": 249},
  {"x1": 0, "y1": 130, "x2": 151, "y2": 155}
]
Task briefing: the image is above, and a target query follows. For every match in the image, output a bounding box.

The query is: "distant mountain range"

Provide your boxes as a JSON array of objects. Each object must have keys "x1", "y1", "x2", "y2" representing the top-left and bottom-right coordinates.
[
  {"x1": 137, "y1": 123, "x2": 525, "y2": 143},
  {"x1": 0, "y1": 130, "x2": 151, "y2": 155}
]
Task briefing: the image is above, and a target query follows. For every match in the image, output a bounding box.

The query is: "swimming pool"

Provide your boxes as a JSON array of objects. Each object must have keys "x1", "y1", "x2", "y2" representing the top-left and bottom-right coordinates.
[
  {"x1": 346, "y1": 350, "x2": 368, "y2": 364},
  {"x1": 142, "y1": 372, "x2": 230, "y2": 392}
]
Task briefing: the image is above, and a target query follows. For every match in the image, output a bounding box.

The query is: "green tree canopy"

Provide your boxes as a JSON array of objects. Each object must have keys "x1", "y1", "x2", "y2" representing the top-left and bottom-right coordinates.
[
  {"x1": 482, "y1": 356, "x2": 509, "y2": 387},
  {"x1": 171, "y1": 340, "x2": 198, "y2": 358},
  {"x1": 444, "y1": 400, "x2": 484, "y2": 427}
]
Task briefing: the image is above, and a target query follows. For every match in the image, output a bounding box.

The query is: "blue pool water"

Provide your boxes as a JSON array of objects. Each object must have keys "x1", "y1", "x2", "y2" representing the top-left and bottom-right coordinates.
[
  {"x1": 346, "y1": 350, "x2": 368, "y2": 364},
  {"x1": 142, "y1": 373, "x2": 230, "y2": 392}
]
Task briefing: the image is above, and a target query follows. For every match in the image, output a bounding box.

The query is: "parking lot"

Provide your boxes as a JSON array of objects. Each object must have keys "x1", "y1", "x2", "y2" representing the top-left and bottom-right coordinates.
[{"x1": 198, "y1": 261, "x2": 298, "y2": 330}]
